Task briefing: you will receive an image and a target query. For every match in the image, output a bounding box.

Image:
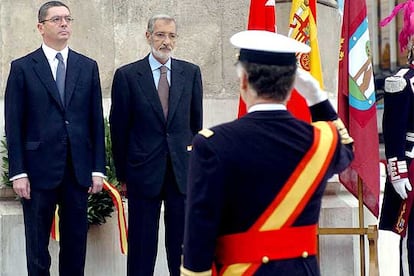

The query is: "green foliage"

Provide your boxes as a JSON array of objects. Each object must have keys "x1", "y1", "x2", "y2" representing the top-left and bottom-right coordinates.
[
  {"x1": 87, "y1": 189, "x2": 115, "y2": 226},
  {"x1": 1, "y1": 118, "x2": 121, "y2": 226},
  {"x1": 104, "y1": 117, "x2": 119, "y2": 186},
  {"x1": 87, "y1": 118, "x2": 120, "y2": 225},
  {"x1": 0, "y1": 138, "x2": 11, "y2": 188}
]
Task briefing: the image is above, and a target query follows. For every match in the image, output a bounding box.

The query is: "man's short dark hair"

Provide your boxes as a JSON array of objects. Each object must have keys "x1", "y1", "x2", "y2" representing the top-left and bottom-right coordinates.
[
  {"x1": 38, "y1": 1, "x2": 70, "y2": 23},
  {"x1": 240, "y1": 61, "x2": 297, "y2": 101}
]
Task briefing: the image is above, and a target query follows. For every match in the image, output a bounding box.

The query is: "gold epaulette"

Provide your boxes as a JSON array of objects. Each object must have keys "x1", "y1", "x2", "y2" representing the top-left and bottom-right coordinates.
[
  {"x1": 180, "y1": 265, "x2": 212, "y2": 276},
  {"x1": 198, "y1": 128, "x2": 214, "y2": 138},
  {"x1": 332, "y1": 118, "x2": 354, "y2": 145}
]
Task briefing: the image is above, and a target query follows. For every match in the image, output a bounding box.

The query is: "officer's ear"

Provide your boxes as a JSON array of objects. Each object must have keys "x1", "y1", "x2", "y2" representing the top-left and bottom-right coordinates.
[
  {"x1": 239, "y1": 70, "x2": 251, "y2": 105},
  {"x1": 238, "y1": 67, "x2": 248, "y2": 93}
]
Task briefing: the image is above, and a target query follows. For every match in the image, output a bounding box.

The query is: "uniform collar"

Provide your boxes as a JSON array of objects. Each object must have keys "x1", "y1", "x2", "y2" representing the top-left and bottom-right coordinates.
[{"x1": 248, "y1": 103, "x2": 287, "y2": 113}]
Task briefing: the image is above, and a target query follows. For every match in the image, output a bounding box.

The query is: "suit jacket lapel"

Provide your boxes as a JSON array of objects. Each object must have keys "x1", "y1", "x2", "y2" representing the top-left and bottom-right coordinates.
[
  {"x1": 32, "y1": 48, "x2": 64, "y2": 110},
  {"x1": 167, "y1": 59, "x2": 185, "y2": 124},
  {"x1": 137, "y1": 57, "x2": 166, "y2": 123},
  {"x1": 65, "y1": 50, "x2": 81, "y2": 107}
]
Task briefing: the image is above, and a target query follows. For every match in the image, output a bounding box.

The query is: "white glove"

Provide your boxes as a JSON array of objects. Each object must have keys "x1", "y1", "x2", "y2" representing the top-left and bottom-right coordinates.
[
  {"x1": 392, "y1": 178, "x2": 412, "y2": 200},
  {"x1": 294, "y1": 68, "x2": 328, "y2": 106}
]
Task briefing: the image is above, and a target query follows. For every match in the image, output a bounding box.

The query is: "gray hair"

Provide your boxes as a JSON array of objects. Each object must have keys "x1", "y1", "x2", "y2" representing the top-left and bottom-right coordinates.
[{"x1": 147, "y1": 14, "x2": 177, "y2": 33}]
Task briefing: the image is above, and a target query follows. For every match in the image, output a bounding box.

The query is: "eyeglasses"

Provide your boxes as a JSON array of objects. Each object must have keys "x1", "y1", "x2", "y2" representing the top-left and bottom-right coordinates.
[
  {"x1": 152, "y1": 32, "x2": 178, "y2": 41},
  {"x1": 40, "y1": 16, "x2": 74, "y2": 25}
]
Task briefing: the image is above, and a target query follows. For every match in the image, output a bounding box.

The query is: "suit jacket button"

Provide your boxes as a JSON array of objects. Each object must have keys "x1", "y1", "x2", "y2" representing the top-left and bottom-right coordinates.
[
  {"x1": 65, "y1": 120, "x2": 70, "y2": 125},
  {"x1": 262, "y1": 256, "x2": 269, "y2": 264}
]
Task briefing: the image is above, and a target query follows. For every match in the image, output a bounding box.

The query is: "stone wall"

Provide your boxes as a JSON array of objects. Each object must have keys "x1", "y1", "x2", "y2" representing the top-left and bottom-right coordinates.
[
  {"x1": 0, "y1": 1, "x2": 341, "y2": 124},
  {"x1": 0, "y1": 1, "x2": 360, "y2": 275},
  {"x1": 0, "y1": 1, "x2": 344, "y2": 184}
]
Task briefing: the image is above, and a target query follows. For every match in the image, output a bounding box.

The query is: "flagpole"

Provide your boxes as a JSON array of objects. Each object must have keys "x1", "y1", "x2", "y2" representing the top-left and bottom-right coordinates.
[
  {"x1": 318, "y1": 177, "x2": 379, "y2": 276},
  {"x1": 358, "y1": 176, "x2": 366, "y2": 276}
]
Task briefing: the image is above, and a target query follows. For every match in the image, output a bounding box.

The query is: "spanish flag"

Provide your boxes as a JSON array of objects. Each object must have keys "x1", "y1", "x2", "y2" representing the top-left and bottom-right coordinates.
[{"x1": 287, "y1": 0, "x2": 324, "y2": 122}]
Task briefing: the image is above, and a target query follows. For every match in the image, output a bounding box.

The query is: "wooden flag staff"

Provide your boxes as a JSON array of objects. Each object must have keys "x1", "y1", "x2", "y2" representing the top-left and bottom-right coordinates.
[{"x1": 317, "y1": 177, "x2": 379, "y2": 276}]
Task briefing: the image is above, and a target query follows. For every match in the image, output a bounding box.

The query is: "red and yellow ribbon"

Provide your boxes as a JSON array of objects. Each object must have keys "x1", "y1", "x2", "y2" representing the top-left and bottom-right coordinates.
[
  {"x1": 50, "y1": 180, "x2": 128, "y2": 255},
  {"x1": 103, "y1": 179, "x2": 128, "y2": 255},
  {"x1": 50, "y1": 205, "x2": 60, "y2": 241}
]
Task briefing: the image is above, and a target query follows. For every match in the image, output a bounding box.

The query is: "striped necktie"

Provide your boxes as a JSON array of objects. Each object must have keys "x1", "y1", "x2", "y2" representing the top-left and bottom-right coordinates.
[{"x1": 55, "y1": 52, "x2": 66, "y2": 106}]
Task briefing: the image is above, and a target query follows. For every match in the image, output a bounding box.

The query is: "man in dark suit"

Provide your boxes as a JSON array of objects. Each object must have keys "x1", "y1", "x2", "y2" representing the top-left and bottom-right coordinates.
[
  {"x1": 181, "y1": 30, "x2": 354, "y2": 276},
  {"x1": 109, "y1": 14, "x2": 203, "y2": 276},
  {"x1": 4, "y1": 1, "x2": 106, "y2": 275}
]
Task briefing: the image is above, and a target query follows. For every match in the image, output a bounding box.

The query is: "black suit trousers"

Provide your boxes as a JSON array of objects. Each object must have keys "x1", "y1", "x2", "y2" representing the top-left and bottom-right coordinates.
[
  {"x1": 127, "y1": 156, "x2": 185, "y2": 276},
  {"x1": 22, "y1": 153, "x2": 89, "y2": 276}
]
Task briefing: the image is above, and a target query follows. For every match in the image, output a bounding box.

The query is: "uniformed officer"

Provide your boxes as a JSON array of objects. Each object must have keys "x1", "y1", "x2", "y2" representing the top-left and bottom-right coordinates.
[
  {"x1": 379, "y1": 41, "x2": 414, "y2": 275},
  {"x1": 378, "y1": 1, "x2": 414, "y2": 274},
  {"x1": 180, "y1": 30, "x2": 354, "y2": 276}
]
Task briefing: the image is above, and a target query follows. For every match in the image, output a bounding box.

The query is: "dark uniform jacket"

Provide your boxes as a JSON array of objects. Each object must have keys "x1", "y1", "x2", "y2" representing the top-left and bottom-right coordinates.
[{"x1": 182, "y1": 100, "x2": 354, "y2": 276}]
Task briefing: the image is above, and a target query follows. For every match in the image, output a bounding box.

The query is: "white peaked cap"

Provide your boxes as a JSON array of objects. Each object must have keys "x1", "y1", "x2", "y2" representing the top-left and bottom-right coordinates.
[
  {"x1": 230, "y1": 30, "x2": 310, "y2": 53},
  {"x1": 230, "y1": 30, "x2": 310, "y2": 66}
]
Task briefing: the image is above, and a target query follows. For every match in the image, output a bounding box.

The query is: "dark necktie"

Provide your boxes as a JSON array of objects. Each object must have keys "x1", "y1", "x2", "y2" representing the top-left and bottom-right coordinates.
[
  {"x1": 158, "y1": 65, "x2": 169, "y2": 119},
  {"x1": 55, "y1": 53, "x2": 66, "y2": 106}
]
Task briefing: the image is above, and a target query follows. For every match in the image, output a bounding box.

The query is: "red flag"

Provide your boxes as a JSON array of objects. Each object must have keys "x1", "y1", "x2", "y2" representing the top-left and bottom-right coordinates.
[
  {"x1": 247, "y1": 0, "x2": 276, "y2": 32},
  {"x1": 337, "y1": 0, "x2": 380, "y2": 217},
  {"x1": 237, "y1": 0, "x2": 276, "y2": 117}
]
